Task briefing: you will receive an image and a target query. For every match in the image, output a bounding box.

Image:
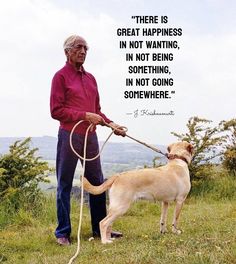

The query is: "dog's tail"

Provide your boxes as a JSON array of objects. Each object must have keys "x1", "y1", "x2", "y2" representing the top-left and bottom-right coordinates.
[{"x1": 83, "y1": 175, "x2": 117, "y2": 195}]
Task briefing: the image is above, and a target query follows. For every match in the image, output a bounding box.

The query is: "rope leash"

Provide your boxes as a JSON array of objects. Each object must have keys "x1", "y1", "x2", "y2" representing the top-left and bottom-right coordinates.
[
  {"x1": 67, "y1": 121, "x2": 90, "y2": 264},
  {"x1": 104, "y1": 121, "x2": 168, "y2": 157},
  {"x1": 67, "y1": 120, "x2": 167, "y2": 264}
]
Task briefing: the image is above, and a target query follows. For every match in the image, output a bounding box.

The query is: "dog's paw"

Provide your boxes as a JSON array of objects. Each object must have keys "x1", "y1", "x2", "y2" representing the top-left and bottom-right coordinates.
[
  {"x1": 101, "y1": 239, "x2": 113, "y2": 244},
  {"x1": 176, "y1": 229, "x2": 182, "y2": 235},
  {"x1": 160, "y1": 228, "x2": 167, "y2": 234},
  {"x1": 160, "y1": 222, "x2": 168, "y2": 234},
  {"x1": 172, "y1": 226, "x2": 182, "y2": 235}
]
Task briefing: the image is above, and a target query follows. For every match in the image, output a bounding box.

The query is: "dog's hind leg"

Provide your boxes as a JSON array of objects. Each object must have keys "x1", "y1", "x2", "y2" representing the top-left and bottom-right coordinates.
[
  {"x1": 99, "y1": 213, "x2": 114, "y2": 244},
  {"x1": 160, "y1": 201, "x2": 169, "y2": 234},
  {"x1": 106, "y1": 225, "x2": 112, "y2": 240},
  {"x1": 100, "y1": 203, "x2": 130, "y2": 244},
  {"x1": 99, "y1": 209, "x2": 122, "y2": 244},
  {"x1": 99, "y1": 212, "x2": 114, "y2": 244},
  {"x1": 172, "y1": 200, "x2": 184, "y2": 234}
]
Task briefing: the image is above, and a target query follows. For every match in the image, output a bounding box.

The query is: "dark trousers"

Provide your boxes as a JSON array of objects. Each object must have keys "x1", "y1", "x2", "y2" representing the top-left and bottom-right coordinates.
[{"x1": 55, "y1": 128, "x2": 106, "y2": 238}]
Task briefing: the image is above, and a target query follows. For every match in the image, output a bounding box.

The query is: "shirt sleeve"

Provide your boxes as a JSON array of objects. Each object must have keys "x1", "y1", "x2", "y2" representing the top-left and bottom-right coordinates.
[
  {"x1": 95, "y1": 92, "x2": 112, "y2": 124},
  {"x1": 50, "y1": 72, "x2": 86, "y2": 122}
]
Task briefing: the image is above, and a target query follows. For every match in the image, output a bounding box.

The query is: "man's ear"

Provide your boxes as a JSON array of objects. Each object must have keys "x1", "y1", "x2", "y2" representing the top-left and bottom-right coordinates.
[
  {"x1": 187, "y1": 143, "x2": 194, "y2": 155},
  {"x1": 64, "y1": 49, "x2": 70, "y2": 59}
]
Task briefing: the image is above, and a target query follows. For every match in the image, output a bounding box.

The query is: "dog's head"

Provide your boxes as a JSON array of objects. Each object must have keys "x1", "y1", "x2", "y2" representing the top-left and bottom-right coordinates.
[{"x1": 167, "y1": 141, "x2": 194, "y2": 164}]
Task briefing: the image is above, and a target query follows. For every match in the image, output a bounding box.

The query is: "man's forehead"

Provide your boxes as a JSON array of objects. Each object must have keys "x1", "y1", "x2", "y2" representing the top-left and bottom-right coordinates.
[{"x1": 74, "y1": 38, "x2": 87, "y2": 45}]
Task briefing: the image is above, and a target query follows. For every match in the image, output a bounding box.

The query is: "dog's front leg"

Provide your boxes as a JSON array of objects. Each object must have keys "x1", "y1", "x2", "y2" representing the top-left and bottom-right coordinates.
[
  {"x1": 172, "y1": 200, "x2": 183, "y2": 234},
  {"x1": 160, "y1": 201, "x2": 169, "y2": 234}
]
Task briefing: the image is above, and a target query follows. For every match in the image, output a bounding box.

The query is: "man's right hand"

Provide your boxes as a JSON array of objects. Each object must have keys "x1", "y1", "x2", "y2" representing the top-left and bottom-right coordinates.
[{"x1": 85, "y1": 112, "x2": 104, "y2": 125}]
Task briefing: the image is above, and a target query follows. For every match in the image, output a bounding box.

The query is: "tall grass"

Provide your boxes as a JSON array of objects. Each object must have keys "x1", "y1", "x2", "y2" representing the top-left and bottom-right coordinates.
[{"x1": 190, "y1": 171, "x2": 236, "y2": 200}]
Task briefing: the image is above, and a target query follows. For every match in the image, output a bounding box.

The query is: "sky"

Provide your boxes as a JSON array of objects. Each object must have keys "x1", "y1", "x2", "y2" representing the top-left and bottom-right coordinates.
[{"x1": 0, "y1": 0, "x2": 235, "y2": 145}]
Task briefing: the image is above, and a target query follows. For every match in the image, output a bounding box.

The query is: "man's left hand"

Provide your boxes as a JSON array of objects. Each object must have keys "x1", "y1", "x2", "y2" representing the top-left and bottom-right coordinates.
[{"x1": 109, "y1": 122, "x2": 126, "y2": 137}]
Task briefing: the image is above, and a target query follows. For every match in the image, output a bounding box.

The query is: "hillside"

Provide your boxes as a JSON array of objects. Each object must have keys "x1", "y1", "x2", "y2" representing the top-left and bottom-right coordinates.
[{"x1": 0, "y1": 136, "x2": 167, "y2": 167}]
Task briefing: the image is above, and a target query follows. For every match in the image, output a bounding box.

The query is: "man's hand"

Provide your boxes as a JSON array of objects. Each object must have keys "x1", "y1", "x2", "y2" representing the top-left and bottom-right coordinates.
[
  {"x1": 109, "y1": 122, "x2": 126, "y2": 137},
  {"x1": 85, "y1": 112, "x2": 104, "y2": 125}
]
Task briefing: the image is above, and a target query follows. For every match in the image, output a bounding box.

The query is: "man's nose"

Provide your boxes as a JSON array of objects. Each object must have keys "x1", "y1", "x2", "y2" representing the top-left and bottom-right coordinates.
[{"x1": 80, "y1": 46, "x2": 86, "y2": 54}]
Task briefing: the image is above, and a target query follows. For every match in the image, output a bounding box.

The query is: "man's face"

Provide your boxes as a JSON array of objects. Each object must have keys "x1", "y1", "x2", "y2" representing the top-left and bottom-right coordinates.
[{"x1": 67, "y1": 38, "x2": 88, "y2": 66}]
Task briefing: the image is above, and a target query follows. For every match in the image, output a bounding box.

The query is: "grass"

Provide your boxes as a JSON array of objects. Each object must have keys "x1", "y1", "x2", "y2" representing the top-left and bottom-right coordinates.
[{"x1": 1, "y1": 196, "x2": 236, "y2": 264}]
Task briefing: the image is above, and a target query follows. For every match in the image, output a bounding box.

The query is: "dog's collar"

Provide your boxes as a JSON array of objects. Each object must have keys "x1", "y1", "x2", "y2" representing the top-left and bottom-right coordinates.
[{"x1": 167, "y1": 154, "x2": 189, "y2": 165}]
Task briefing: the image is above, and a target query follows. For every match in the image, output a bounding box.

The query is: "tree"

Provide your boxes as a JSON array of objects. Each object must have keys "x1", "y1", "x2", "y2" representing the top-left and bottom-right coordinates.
[
  {"x1": 220, "y1": 118, "x2": 236, "y2": 176},
  {"x1": 0, "y1": 138, "x2": 51, "y2": 210},
  {"x1": 171, "y1": 117, "x2": 225, "y2": 181}
]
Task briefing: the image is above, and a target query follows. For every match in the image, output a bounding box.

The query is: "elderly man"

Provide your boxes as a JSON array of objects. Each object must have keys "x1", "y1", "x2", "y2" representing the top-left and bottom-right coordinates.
[{"x1": 50, "y1": 35, "x2": 125, "y2": 245}]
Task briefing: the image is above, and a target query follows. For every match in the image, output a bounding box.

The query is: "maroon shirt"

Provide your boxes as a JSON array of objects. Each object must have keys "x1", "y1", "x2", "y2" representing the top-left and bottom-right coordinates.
[{"x1": 50, "y1": 62, "x2": 111, "y2": 134}]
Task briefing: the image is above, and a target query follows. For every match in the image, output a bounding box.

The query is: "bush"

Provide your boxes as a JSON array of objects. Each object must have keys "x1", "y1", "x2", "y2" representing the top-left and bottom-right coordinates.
[
  {"x1": 220, "y1": 119, "x2": 236, "y2": 176},
  {"x1": 171, "y1": 116, "x2": 225, "y2": 181},
  {"x1": 0, "y1": 138, "x2": 51, "y2": 224}
]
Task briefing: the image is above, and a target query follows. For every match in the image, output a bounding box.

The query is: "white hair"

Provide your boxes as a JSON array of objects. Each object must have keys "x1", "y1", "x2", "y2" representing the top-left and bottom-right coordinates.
[{"x1": 63, "y1": 35, "x2": 88, "y2": 50}]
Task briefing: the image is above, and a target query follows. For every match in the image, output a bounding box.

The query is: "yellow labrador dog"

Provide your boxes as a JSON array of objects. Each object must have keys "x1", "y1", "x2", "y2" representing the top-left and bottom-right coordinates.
[{"x1": 83, "y1": 141, "x2": 193, "y2": 244}]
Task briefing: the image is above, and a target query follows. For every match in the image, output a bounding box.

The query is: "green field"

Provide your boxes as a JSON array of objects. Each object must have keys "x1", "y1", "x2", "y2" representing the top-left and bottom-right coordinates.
[{"x1": 1, "y1": 196, "x2": 236, "y2": 264}]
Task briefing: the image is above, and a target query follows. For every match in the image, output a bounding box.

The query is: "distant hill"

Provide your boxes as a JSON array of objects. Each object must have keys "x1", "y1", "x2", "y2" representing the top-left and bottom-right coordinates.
[
  {"x1": 0, "y1": 136, "x2": 167, "y2": 167},
  {"x1": 0, "y1": 136, "x2": 58, "y2": 160}
]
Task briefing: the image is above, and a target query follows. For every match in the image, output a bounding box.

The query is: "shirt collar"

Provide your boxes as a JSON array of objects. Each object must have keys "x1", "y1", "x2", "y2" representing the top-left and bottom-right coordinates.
[{"x1": 65, "y1": 61, "x2": 86, "y2": 74}]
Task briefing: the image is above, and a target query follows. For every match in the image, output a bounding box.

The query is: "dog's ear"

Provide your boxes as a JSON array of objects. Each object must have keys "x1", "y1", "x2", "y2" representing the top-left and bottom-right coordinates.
[
  {"x1": 187, "y1": 143, "x2": 194, "y2": 155},
  {"x1": 167, "y1": 144, "x2": 173, "y2": 153}
]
